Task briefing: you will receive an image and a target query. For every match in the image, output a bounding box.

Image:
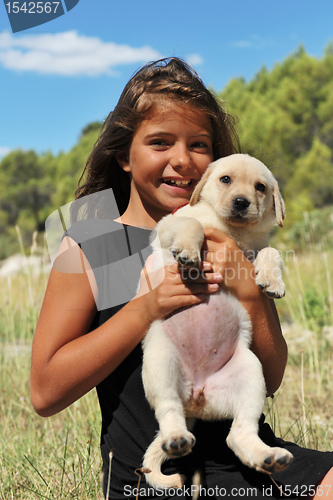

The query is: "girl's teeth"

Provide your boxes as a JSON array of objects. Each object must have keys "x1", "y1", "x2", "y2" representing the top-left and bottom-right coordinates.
[{"x1": 164, "y1": 179, "x2": 192, "y2": 186}]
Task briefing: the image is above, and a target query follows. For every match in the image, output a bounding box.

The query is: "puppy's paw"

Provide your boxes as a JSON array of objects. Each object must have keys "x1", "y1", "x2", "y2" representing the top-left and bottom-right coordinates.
[
  {"x1": 171, "y1": 247, "x2": 201, "y2": 268},
  {"x1": 259, "y1": 447, "x2": 294, "y2": 473},
  {"x1": 255, "y1": 271, "x2": 285, "y2": 299},
  {"x1": 254, "y1": 248, "x2": 285, "y2": 299},
  {"x1": 161, "y1": 431, "x2": 196, "y2": 458}
]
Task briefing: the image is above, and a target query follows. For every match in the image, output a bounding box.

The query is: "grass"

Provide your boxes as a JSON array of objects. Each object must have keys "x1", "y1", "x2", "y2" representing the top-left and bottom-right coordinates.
[
  {"x1": 265, "y1": 245, "x2": 333, "y2": 451},
  {"x1": 0, "y1": 232, "x2": 102, "y2": 499},
  {"x1": 0, "y1": 226, "x2": 332, "y2": 498},
  {"x1": 0, "y1": 295, "x2": 102, "y2": 499}
]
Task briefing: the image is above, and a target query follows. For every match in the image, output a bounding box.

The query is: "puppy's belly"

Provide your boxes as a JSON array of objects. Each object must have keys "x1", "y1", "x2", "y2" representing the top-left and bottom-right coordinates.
[{"x1": 163, "y1": 293, "x2": 247, "y2": 388}]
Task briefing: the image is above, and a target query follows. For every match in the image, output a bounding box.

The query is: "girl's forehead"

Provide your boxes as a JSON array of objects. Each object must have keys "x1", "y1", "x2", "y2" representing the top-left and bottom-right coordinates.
[
  {"x1": 143, "y1": 101, "x2": 213, "y2": 131},
  {"x1": 150, "y1": 100, "x2": 202, "y2": 117}
]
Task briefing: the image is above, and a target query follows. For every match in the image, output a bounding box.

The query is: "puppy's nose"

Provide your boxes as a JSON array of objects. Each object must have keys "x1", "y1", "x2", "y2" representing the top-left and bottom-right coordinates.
[{"x1": 233, "y1": 197, "x2": 250, "y2": 211}]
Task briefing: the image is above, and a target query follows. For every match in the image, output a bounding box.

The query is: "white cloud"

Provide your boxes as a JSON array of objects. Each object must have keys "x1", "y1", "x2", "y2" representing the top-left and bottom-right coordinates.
[
  {"x1": 230, "y1": 35, "x2": 271, "y2": 50},
  {"x1": 0, "y1": 146, "x2": 11, "y2": 158},
  {"x1": 0, "y1": 30, "x2": 162, "y2": 76},
  {"x1": 186, "y1": 53, "x2": 204, "y2": 66},
  {"x1": 231, "y1": 40, "x2": 254, "y2": 49}
]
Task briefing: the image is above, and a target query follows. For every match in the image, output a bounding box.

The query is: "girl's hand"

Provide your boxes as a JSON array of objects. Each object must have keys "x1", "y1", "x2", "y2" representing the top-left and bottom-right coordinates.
[
  {"x1": 202, "y1": 228, "x2": 259, "y2": 303},
  {"x1": 202, "y1": 227, "x2": 287, "y2": 396},
  {"x1": 136, "y1": 256, "x2": 223, "y2": 323}
]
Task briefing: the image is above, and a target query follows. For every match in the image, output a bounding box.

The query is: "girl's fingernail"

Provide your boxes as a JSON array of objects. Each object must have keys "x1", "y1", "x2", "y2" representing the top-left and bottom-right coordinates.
[
  {"x1": 203, "y1": 262, "x2": 212, "y2": 270},
  {"x1": 214, "y1": 273, "x2": 223, "y2": 281},
  {"x1": 209, "y1": 283, "x2": 219, "y2": 291}
]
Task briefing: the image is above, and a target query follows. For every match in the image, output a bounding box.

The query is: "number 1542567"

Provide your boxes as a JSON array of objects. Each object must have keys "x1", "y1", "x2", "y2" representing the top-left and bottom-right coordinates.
[{"x1": 5, "y1": 2, "x2": 60, "y2": 14}]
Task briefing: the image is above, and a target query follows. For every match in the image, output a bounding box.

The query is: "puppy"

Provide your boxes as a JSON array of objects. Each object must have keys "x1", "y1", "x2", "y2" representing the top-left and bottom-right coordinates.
[{"x1": 141, "y1": 154, "x2": 293, "y2": 489}]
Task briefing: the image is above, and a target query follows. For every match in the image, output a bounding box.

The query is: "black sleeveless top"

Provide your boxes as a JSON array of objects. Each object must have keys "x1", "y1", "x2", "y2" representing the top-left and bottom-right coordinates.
[
  {"x1": 66, "y1": 219, "x2": 333, "y2": 500},
  {"x1": 66, "y1": 220, "x2": 161, "y2": 494}
]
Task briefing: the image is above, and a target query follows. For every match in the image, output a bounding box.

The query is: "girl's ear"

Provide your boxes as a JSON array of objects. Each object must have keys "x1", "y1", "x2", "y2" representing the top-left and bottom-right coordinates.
[{"x1": 116, "y1": 152, "x2": 130, "y2": 172}]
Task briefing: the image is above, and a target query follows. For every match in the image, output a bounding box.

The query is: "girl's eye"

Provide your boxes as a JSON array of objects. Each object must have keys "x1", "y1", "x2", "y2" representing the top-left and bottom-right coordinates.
[
  {"x1": 191, "y1": 141, "x2": 211, "y2": 152},
  {"x1": 255, "y1": 183, "x2": 266, "y2": 192},
  {"x1": 150, "y1": 140, "x2": 169, "y2": 149},
  {"x1": 220, "y1": 175, "x2": 231, "y2": 184}
]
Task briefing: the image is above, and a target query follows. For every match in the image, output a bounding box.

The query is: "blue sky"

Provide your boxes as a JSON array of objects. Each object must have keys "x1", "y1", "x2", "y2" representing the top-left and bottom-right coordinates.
[{"x1": 1, "y1": 0, "x2": 333, "y2": 159}]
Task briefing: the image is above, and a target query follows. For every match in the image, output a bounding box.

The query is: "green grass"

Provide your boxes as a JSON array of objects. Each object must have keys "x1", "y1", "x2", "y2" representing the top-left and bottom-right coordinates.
[
  {"x1": 0, "y1": 227, "x2": 332, "y2": 498},
  {"x1": 0, "y1": 234, "x2": 102, "y2": 499},
  {"x1": 0, "y1": 301, "x2": 102, "y2": 499},
  {"x1": 0, "y1": 371, "x2": 102, "y2": 499},
  {"x1": 265, "y1": 244, "x2": 333, "y2": 451}
]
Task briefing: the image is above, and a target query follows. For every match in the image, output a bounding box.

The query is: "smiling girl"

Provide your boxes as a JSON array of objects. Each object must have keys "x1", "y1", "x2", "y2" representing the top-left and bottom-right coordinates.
[
  {"x1": 115, "y1": 102, "x2": 214, "y2": 226},
  {"x1": 31, "y1": 58, "x2": 333, "y2": 499}
]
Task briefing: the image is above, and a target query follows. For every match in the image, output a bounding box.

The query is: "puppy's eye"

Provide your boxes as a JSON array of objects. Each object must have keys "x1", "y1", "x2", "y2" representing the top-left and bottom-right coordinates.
[
  {"x1": 220, "y1": 176, "x2": 231, "y2": 184},
  {"x1": 255, "y1": 183, "x2": 266, "y2": 192}
]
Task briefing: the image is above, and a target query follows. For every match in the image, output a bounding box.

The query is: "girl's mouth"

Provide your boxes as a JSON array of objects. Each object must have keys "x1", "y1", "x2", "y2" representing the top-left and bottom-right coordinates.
[{"x1": 162, "y1": 179, "x2": 193, "y2": 187}]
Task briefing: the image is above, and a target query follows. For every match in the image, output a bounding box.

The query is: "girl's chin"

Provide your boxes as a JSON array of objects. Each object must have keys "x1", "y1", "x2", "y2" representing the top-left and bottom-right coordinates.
[{"x1": 164, "y1": 194, "x2": 192, "y2": 211}]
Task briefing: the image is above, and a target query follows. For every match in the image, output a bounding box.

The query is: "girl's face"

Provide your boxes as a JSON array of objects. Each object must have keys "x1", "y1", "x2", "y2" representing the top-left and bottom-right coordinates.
[{"x1": 118, "y1": 102, "x2": 214, "y2": 226}]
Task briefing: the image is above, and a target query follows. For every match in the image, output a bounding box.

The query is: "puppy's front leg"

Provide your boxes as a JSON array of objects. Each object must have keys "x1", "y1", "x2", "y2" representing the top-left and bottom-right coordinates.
[
  {"x1": 157, "y1": 216, "x2": 204, "y2": 268},
  {"x1": 254, "y1": 247, "x2": 285, "y2": 298},
  {"x1": 142, "y1": 321, "x2": 195, "y2": 458}
]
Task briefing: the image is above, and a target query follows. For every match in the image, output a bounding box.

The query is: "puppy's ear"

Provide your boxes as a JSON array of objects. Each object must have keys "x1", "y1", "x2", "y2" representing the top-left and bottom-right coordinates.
[
  {"x1": 272, "y1": 182, "x2": 286, "y2": 227},
  {"x1": 190, "y1": 164, "x2": 214, "y2": 206}
]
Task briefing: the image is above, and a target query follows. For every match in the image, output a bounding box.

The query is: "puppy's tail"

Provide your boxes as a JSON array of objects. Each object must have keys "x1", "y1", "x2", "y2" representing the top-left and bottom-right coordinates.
[
  {"x1": 143, "y1": 434, "x2": 185, "y2": 490},
  {"x1": 192, "y1": 470, "x2": 203, "y2": 500}
]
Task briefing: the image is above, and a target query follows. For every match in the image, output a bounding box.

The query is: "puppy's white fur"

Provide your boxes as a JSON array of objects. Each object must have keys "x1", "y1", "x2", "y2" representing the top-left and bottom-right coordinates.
[{"x1": 141, "y1": 154, "x2": 293, "y2": 489}]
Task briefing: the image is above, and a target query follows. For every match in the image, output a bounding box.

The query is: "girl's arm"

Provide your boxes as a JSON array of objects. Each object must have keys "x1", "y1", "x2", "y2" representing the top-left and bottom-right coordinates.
[
  {"x1": 30, "y1": 237, "x2": 221, "y2": 417},
  {"x1": 203, "y1": 228, "x2": 288, "y2": 397}
]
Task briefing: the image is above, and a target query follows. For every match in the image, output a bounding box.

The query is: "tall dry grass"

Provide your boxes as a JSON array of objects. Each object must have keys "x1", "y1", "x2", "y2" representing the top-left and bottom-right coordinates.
[
  {"x1": 0, "y1": 230, "x2": 102, "y2": 499},
  {"x1": 265, "y1": 241, "x2": 333, "y2": 451},
  {"x1": 0, "y1": 225, "x2": 332, "y2": 498}
]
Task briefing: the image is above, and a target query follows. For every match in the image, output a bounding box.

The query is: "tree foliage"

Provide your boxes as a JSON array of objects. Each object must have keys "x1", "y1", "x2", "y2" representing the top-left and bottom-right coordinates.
[
  {"x1": 0, "y1": 125, "x2": 101, "y2": 257},
  {"x1": 1, "y1": 45, "x2": 333, "y2": 258},
  {"x1": 219, "y1": 44, "x2": 333, "y2": 226}
]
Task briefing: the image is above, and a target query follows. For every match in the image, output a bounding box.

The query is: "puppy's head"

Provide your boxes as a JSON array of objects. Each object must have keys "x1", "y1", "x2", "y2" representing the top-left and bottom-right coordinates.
[{"x1": 190, "y1": 154, "x2": 285, "y2": 229}]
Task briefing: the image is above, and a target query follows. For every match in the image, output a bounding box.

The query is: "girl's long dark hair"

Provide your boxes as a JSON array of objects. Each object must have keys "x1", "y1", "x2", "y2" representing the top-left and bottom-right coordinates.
[{"x1": 71, "y1": 57, "x2": 240, "y2": 222}]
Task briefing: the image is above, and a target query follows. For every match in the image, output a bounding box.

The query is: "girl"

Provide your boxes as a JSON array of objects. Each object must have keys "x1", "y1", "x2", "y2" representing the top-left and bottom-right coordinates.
[{"x1": 31, "y1": 58, "x2": 333, "y2": 499}]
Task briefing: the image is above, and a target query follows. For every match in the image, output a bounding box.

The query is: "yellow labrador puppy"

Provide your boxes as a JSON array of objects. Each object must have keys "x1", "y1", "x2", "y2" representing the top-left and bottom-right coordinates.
[{"x1": 141, "y1": 154, "x2": 293, "y2": 489}]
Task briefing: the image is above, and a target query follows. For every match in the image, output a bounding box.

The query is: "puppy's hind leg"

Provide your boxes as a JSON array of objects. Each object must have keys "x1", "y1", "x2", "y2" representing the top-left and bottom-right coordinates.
[
  {"x1": 142, "y1": 322, "x2": 195, "y2": 459},
  {"x1": 223, "y1": 345, "x2": 293, "y2": 473}
]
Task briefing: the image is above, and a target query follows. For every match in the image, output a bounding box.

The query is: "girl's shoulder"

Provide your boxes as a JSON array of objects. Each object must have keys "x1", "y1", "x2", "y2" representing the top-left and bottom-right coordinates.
[
  {"x1": 65, "y1": 218, "x2": 153, "y2": 265},
  {"x1": 65, "y1": 218, "x2": 124, "y2": 244},
  {"x1": 64, "y1": 219, "x2": 154, "y2": 311}
]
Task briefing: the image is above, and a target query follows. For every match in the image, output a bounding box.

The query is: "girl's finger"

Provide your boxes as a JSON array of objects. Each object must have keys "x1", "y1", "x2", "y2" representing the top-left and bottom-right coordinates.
[
  {"x1": 179, "y1": 267, "x2": 223, "y2": 284},
  {"x1": 177, "y1": 281, "x2": 220, "y2": 295},
  {"x1": 203, "y1": 227, "x2": 235, "y2": 245}
]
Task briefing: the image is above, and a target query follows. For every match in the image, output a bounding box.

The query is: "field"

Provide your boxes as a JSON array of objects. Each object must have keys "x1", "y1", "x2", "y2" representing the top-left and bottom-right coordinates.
[
  {"x1": 0, "y1": 235, "x2": 102, "y2": 499},
  {"x1": 0, "y1": 229, "x2": 332, "y2": 499}
]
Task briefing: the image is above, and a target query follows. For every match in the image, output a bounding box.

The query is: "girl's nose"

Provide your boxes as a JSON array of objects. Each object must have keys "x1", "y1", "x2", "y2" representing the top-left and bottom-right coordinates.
[{"x1": 169, "y1": 144, "x2": 191, "y2": 170}]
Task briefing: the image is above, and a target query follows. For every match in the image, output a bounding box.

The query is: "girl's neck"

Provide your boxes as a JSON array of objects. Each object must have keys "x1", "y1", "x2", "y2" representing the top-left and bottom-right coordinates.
[
  {"x1": 115, "y1": 206, "x2": 161, "y2": 228},
  {"x1": 117, "y1": 194, "x2": 169, "y2": 228}
]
